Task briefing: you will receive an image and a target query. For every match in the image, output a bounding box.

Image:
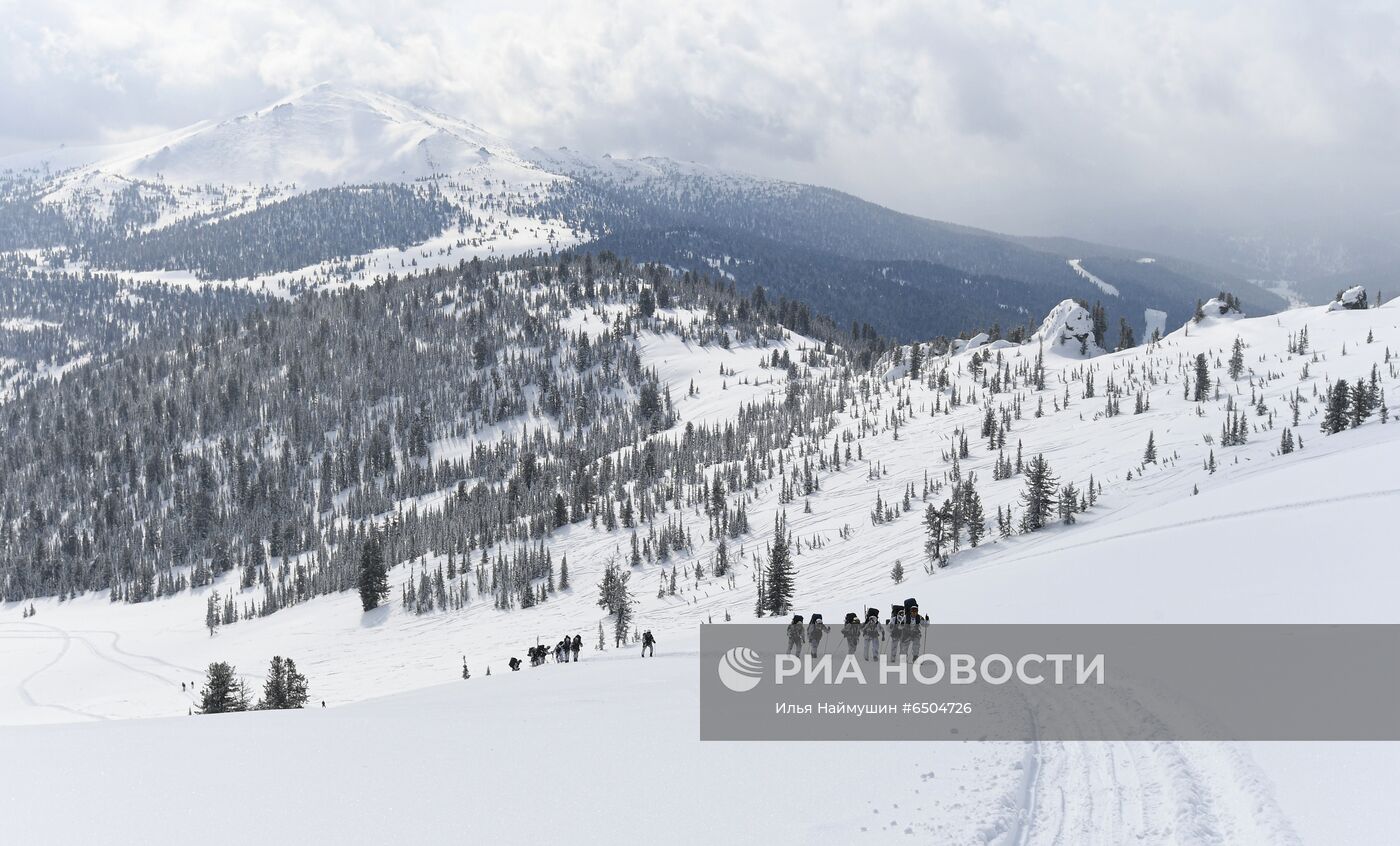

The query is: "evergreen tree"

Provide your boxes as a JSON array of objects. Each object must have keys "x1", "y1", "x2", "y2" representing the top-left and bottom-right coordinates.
[
  {"x1": 357, "y1": 533, "x2": 388, "y2": 612},
  {"x1": 1018, "y1": 454, "x2": 1058, "y2": 532},
  {"x1": 763, "y1": 512, "x2": 795, "y2": 616},
  {"x1": 962, "y1": 483, "x2": 986, "y2": 547},
  {"x1": 1143, "y1": 431, "x2": 1157, "y2": 463},
  {"x1": 1116, "y1": 318, "x2": 1136, "y2": 351},
  {"x1": 613, "y1": 579, "x2": 633, "y2": 648},
  {"x1": 1228, "y1": 337, "x2": 1245, "y2": 380},
  {"x1": 637, "y1": 286, "x2": 656, "y2": 318},
  {"x1": 205, "y1": 591, "x2": 220, "y2": 637},
  {"x1": 1350, "y1": 377, "x2": 1373, "y2": 428},
  {"x1": 198, "y1": 662, "x2": 249, "y2": 714},
  {"x1": 1193, "y1": 354, "x2": 1211, "y2": 402},
  {"x1": 890, "y1": 559, "x2": 904, "y2": 583},
  {"x1": 923, "y1": 501, "x2": 949, "y2": 564},
  {"x1": 1323, "y1": 380, "x2": 1351, "y2": 434}
]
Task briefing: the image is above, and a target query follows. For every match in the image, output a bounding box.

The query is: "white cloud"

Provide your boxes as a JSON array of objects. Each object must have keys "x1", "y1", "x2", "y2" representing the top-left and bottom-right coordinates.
[{"x1": 2, "y1": 0, "x2": 1398, "y2": 238}]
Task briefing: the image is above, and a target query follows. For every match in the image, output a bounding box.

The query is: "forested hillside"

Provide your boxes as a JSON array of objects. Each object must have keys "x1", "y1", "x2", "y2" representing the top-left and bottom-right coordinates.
[{"x1": 0, "y1": 253, "x2": 879, "y2": 607}]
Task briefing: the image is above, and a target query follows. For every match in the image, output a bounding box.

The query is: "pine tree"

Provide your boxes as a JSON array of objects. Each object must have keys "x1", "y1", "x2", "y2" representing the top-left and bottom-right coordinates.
[
  {"x1": 1143, "y1": 431, "x2": 1157, "y2": 463},
  {"x1": 1228, "y1": 337, "x2": 1245, "y2": 380},
  {"x1": 891, "y1": 559, "x2": 904, "y2": 583},
  {"x1": 923, "y1": 501, "x2": 948, "y2": 564},
  {"x1": 763, "y1": 512, "x2": 795, "y2": 616},
  {"x1": 1350, "y1": 377, "x2": 1372, "y2": 428},
  {"x1": 613, "y1": 589, "x2": 633, "y2": 648},
  {"x1": 1323, "y1": 380, "x2": 1351, "y2": 434},
  {"x1": 962, "y1": 483, "x2": 985, "y2": 547},
  {"x1": 1116, "y1": 318, "x2": 1136, "y2": 351},
  {"x1": 357, "y1": 534, "x2": 388, "y2": 612},
  {"x1": 1018, "y1": 454, "x2": 1058, "y2": 533},
  {"x1": 205, "y1": 591, "x2": 220, "y2": 637},
  {"x1": 1193, "y1": 354, "x2": 1211, "y2": 402},
  {"x1": 198, "y1": 662, "x2": 249, "y2": 714}
]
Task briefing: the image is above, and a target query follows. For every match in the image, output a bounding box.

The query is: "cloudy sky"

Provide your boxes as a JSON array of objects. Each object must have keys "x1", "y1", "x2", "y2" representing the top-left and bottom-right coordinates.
[{"x1": 3, "y1": 0, "x2": 1398, "y2": 241}]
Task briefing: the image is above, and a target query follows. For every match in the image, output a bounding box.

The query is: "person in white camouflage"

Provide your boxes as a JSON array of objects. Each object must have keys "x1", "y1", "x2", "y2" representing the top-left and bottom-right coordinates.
[
  {"x1": 860, "y1": 611, "x2": 883, "y2": 661},
  {"x1": 904, "y1": 611, "x2": 926, "y2": 661},
  {"x1": 840, "y1": 614, "x2": 861, "y2": 654},
  {"x1": 887, "y1": 610, "x2": 906, "y2": 662},
  {"x1": 806, "y1": 615, "x2": 829, "y2": 658},
  {"x1": 786, "y1": 615, "x2": 806, "y2": 655}
]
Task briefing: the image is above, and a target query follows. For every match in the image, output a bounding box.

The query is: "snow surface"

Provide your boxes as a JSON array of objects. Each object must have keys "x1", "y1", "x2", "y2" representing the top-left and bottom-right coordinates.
[
  {"x1": 1143, "y1": 307, "x2": 1168, "y2": 340},
  {"x1": 4, "y1": 300, "x2": 1400, "y2": 843},
  {"x1": 1067, "y1": 258, "x2": 1120, "y2": 297}
]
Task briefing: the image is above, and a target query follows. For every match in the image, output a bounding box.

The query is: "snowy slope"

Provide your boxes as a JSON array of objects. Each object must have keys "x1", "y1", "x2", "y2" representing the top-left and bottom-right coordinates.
[
  {"x1": 4, "y1": 410, "x2": 1398, "y2": 844},
  {"x1": 4, "y1": 297, "x2": 1397, "y2": 710},
  {"x1": 2, "y1": 297, "x2": 1399, "y2": 842},
  {"x1": 11, "y1": 83, "x2": 546, "y2": 191}
]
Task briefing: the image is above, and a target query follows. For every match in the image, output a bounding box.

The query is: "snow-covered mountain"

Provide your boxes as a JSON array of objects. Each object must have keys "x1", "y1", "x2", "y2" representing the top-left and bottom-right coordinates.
[
  {"x1": 1, "y1": 85, "x2": 1289, "y2": 343},
  {"x1": 7, "y1": 83, "x2": 546, "y2": 190}
]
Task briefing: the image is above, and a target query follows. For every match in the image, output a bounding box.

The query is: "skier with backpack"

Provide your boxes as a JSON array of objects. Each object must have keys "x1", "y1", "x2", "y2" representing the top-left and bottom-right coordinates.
[
  {"x1": 903, "y1": 599, "x2": 926, "y2": 660},
  {"x1": 887, "y1": 607, "x2": 906, "y2": 662},
  {"x1": 571, "y1": 633, "x2": 582, "y2": 662},
  {"x1": 641, "y1": 630, "x2": 656, "y2": 657},
  {"x1": 841, "y1": 613, "x2": 861, "y2": 653},
  {"x1": 806, "y1": 614, "x2": 829, "y2": 658},
  {"x1": 861, "y1": 608, "x2": 883, "y2": 661},
  {"x1": 786, "y1": 615, "x2": 806, "y2": 655}
]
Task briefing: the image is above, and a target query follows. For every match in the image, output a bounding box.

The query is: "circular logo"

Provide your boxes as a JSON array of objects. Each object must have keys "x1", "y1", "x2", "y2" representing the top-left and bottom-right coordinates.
[{"x1": 717, "y1": 646, "x2": 764, "y2": 693}]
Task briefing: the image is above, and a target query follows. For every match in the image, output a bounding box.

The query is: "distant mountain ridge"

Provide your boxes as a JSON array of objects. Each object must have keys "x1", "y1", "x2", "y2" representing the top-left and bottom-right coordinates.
[{"x1": 1, "y1": 83, "x2": 1288, "y2": 339}]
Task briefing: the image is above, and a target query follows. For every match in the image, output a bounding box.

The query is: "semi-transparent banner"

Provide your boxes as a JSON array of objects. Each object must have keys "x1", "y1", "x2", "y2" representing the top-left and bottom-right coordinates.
[{"x1": 699, "y1": 624, "x2": 1400, "y2": 741}]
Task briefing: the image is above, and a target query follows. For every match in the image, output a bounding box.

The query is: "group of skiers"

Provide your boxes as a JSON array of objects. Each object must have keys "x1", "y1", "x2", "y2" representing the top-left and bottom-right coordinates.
[
  {"x1": 522, "y1": 634, "x2": 584, "y2": 667},
  {"x1": 505, "y1": 630, "x2": 658, "y2": 671},
  {"x1": 786, "y1": 598, "x2": 928, "y2": 661}
]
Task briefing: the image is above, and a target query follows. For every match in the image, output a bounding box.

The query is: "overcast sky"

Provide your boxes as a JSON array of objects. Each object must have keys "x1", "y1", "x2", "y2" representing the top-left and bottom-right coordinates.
[{"x1": 3, "y1": 0, "x2": 1398, "y2": 241}]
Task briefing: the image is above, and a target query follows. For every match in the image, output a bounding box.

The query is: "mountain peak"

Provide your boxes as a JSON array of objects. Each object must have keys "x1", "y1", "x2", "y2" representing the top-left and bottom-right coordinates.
[{"x1": 30, "y1": 85, "x2": 540, "y2": 190}]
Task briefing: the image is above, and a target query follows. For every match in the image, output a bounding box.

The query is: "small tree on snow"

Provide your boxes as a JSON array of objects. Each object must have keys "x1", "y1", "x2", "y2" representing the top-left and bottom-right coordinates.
[
  {"x1": 205, "y1": 591, "x2": 220, "y2": 637},
  {"x1": 1018, "y1": 454, "x2": 1058, "y2": 533},
  {"x1": 198, "y1": 662, "x2": 249, "y2": 714}
]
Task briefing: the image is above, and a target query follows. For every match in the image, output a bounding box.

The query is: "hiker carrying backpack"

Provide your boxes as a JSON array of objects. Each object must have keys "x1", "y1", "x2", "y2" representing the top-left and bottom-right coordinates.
[
  {"x1": 841, "y1": 613, "x2": 861, "y2": 653},
  {"x1": 806, "y1": 614, "x2": 829, "y2": 658},
  {"x1": 860, "y1": 610, "x2": 883, "y2": 661},
  {"x1": 786, "y1": 615, "x2": 805, "y2": 655}
]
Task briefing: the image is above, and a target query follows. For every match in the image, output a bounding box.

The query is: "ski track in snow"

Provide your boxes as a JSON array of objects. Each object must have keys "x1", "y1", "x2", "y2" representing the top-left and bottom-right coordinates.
[{"x1": 1, "y1": 622, "x2": 108, "y2": 722}]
